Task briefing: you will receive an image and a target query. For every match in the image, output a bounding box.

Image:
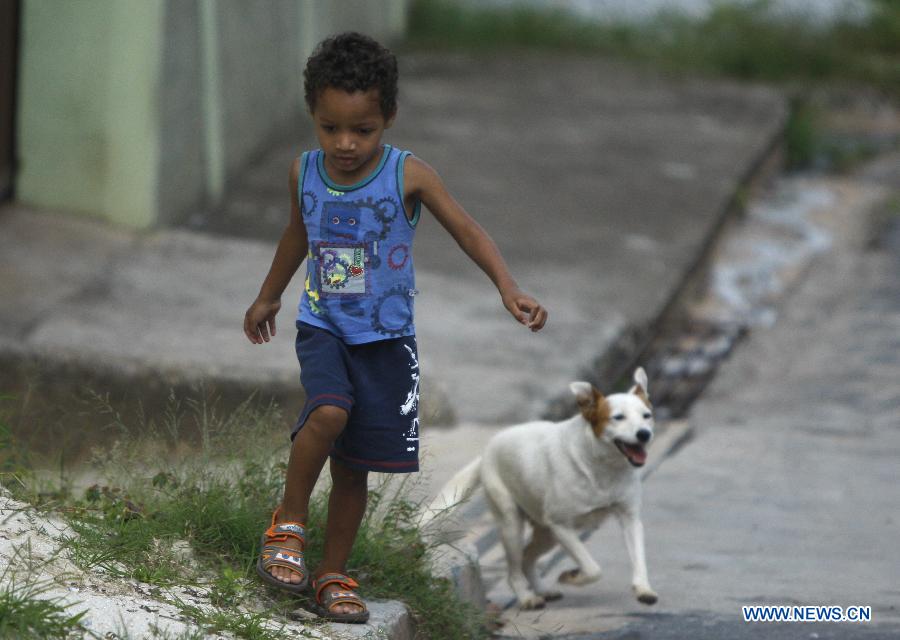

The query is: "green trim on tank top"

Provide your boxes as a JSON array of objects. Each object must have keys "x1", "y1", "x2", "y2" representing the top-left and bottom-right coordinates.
[
  {"x1": 316, "y1": 144, "x2": 392, "y2": 192},
  {"x1": 297, "y1": 151, "x2": 310, "y2": 217},
  {"x1": 396, "y1": 150, "x2": 421, "y2": 228}
]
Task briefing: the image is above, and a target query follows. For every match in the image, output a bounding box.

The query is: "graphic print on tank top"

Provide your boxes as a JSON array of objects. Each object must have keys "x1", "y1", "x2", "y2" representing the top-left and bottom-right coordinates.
[
  {"x1": 298, "y1": 146, "x2": 420, "y2": 343},
  {"x1": 317, "y1": 200, "x2": 369, "y2": 297}
]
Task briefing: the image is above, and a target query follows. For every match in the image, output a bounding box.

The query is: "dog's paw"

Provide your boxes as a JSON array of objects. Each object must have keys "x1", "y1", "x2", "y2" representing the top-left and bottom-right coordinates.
[
  {"x1": 519, "y1": 595, "x2": 546, "y2": 610},
  {"x1": 557, "y1": 568, "x2": 601, "y2": 586},
  {"x1": 634, "y1": 586, "x2": 658, "y2": 605},
  {"x1": 539, "y1": 589, "x2": 563, "y2": 602}
]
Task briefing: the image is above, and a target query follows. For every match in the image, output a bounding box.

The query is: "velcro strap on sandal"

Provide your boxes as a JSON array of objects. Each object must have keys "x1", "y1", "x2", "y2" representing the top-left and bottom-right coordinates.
[
  {"x1": 264, "y1": 522, "x2": 306, "y2": 547},
  {"x1": 314, "y1": 573, "x2": 359, "y2": 602},
  {"x1": 320, "y1": 590, "x2": 364, "y2": 611}
]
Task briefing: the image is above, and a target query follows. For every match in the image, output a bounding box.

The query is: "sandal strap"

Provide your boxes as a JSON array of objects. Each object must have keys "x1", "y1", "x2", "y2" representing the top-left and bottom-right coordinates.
[
  {"x1": 265, "y1": 507, "x2": 306, "y2": 547},
  {"x1": 319, "y1": 589, "x2": 365, "y2": 613},
  {"x1": 314, "y1": 573, "x2": 360, "y2": 602},
  {"x1": 260, "y1": 544, "x2": 307, "y2": 575}
]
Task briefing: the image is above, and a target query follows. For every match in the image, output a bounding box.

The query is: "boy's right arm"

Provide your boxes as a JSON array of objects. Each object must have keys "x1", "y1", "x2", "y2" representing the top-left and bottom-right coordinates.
[{"x1": 243, "y1": 158, "x2": 309, "y2": 344}]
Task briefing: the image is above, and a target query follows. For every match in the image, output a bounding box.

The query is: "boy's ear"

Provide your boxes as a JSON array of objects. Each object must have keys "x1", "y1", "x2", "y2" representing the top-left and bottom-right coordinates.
[{"x1": 384, "y1": 109, "x2": 397, "y2": 129}]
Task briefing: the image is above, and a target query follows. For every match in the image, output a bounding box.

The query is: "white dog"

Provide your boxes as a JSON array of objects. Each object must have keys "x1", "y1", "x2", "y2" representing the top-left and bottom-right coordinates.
[{"x1": 422, "y1": 368, "x2": 658, "y2": 610}]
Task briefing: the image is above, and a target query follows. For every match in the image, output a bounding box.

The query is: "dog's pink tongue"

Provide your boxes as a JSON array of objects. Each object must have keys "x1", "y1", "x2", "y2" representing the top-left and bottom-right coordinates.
[{"x1": 628, "y1": 444, "x2": 647, "y2": 465}]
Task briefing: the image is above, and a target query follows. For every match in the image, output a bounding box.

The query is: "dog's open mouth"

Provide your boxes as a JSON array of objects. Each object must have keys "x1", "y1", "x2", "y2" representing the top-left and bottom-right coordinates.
[{"x1": 614, "y1": 439, "x2": 647, "y2": 467}]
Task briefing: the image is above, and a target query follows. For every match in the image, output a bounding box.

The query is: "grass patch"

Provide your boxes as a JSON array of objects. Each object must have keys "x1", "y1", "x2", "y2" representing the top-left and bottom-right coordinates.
[
  {"x1": 166, "y1": 598, "x2": 287, "y2": 640},
  {"x1": 407, "y1": 0, "x2": 900, "y2": 96},
  {"x1": 0, "y1": 558, "x2": 88, "y2": 639},
  {"x1": 0, "y1": 580, "x2": 86, "y2": 639},
  {"x1": 4, "y1": 392, "x2": 489, "y2": 640}
]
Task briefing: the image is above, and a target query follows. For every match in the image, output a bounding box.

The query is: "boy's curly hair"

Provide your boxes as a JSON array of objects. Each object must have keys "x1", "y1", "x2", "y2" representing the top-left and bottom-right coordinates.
[{"x1": 303, "y1": 32, "x2": 399, "y2": 119}]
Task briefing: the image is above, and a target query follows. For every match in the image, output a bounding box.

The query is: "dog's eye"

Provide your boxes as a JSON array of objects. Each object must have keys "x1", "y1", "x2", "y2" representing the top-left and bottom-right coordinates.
[
  {"x1": 643, "y1": 413, "x2": 652, "y2": 419},
  {"x1": 613, "y1": 414, "x2": 625, "y2": 421}
]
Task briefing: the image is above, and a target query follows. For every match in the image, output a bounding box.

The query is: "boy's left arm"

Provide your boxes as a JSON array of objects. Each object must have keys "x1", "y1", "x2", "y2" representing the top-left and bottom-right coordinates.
[{"x1": 405, "y1": 157, "x2": 548, "y2": 332}]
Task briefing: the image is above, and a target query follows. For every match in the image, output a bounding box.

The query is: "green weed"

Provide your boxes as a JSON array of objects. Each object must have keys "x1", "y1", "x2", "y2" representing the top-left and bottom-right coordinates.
[
  {"x1": 4, "y1": 388, "x2": 489, "y2": 639},
  {"x1": 0, "y1": 554, "x2": 88, "y2": 639},
  {"x1": 167, "y1": 598, "x2": 286, "y2": 640},
  {"x1": 57, "y1": 465, "x2": 486, "y2": 638},
  {"x1": 340, "y1": 476, "x2": 486, "y2": 639},
  {"x1": 784, "y1": 98, "x2": 820, "y2": 169}
]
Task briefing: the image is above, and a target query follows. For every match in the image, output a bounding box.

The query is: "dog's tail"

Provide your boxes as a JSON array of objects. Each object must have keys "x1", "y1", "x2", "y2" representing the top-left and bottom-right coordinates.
[{"x1": 417, "y1": 456, "x2": 483, "y2": 528}]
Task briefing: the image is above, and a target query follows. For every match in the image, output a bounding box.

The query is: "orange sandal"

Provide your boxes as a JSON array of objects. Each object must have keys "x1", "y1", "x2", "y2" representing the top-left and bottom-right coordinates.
[
  {"x1": 256, "y1": 507, "x2": 308, "y2": 594},
  {"x1": 312, "y1": 572, "x2": 370, "y2": 624}
]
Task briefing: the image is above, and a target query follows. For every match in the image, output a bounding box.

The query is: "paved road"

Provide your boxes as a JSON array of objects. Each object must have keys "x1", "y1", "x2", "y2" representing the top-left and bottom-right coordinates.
[{"x1": 469, "y1": 155, "x2": 900, "y2": 638}]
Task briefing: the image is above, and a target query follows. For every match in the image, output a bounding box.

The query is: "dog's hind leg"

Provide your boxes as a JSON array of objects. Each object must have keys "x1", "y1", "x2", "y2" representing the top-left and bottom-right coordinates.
[
  {"x1": 484, "y1": 485, "x2": 545, "y2": 609},
  {"x1": 523, "y1": 526, "x2": 563, "y2": 602}
]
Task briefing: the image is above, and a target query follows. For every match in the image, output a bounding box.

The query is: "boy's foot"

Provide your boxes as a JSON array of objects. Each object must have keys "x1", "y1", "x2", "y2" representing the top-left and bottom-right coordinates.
[
  {"x1": 256, "y1": 509, "x2": 308, "y2": 593},
  {"x1": 268, "y1": 531, "x2": 305, "y2": 585},
  {"x1": 318, "y1": 583, "x2": 366, "y2": 616},
  {"x1": 312, "y1": 573, "x2": 369, "y2": 623}
]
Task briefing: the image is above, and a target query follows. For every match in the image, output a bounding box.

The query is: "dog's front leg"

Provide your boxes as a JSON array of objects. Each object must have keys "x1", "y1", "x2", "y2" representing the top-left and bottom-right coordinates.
[
  {"x1": 616, "y1": 510, "x2": 658, "y2": 605},
  {"x1": 548, "y1": 524, "x2": 603, "y2": 585}
]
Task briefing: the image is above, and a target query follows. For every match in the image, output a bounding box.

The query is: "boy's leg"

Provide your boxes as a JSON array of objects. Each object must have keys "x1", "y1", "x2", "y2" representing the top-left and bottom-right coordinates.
[
  {"x1": 314, "y1": 458, "x2": 369, "y2": 615},
  {"x1": 269, "y1": 404, "x2": 348, "y2": 585}
]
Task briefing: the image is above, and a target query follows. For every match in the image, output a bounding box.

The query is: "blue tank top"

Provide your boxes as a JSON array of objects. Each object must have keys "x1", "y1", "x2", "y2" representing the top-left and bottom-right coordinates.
[{"x1": 296, "y1": 145, "x2": 421, "y2": 344}]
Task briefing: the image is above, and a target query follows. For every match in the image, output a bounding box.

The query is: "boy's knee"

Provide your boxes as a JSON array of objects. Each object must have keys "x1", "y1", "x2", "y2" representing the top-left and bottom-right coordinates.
[
  {"x1": 304, "y1": 405, "x2": 349, "y2": 441},
  {"x1": 331, "y1": 459, "x2": 368, "y2": 488}
]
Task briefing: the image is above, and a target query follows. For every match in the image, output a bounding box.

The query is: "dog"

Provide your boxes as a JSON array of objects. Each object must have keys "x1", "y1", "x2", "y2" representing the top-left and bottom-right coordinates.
[{"x1": 421, "y1": 367, "x2": 658, "y2": 610}]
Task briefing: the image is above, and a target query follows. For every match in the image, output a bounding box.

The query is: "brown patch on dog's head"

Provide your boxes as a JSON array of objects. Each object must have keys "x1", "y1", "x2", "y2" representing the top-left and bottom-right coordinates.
[
  {"x1": 570, "y1": 382, "x2": 610, "y2": 437},
  {"x1": 581, "y1": 389, "x2": 611, "y2": 438}
]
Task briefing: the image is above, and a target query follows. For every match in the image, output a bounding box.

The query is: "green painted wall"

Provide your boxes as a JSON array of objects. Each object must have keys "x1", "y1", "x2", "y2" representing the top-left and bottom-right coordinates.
[
  {"x1": 17, "y1": 0, "x2": 164, "y2": 228},
  {"x1": 16, "y1": 0, "x2": 409, "y2": 229}
]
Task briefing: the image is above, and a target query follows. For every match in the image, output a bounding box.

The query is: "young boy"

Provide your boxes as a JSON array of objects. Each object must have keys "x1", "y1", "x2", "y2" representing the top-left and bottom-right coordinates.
[{"x1": 244, "y1": 32, "x2": 547, "y2": 623}]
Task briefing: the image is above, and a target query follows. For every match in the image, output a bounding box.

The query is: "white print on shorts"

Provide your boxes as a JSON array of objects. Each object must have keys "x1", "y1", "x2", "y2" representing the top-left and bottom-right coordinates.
[{"x1": 401, "y1": 343, "x2": 420, "y2": 451}]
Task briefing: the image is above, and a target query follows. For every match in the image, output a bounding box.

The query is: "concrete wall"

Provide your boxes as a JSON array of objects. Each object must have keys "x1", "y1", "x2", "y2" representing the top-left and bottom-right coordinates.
[
  {"x1": 158, "y1": 0, "x2": 206, "y2": 228},
  {"x1": 17, "y1": 0, "x2": 165, "y2": 228},
  {"x1": 16, "y1": 0, "x2": 410, "y2": 228},
  {"x1": 217, "y1": 0, "x2": 305, "y2": 183}
]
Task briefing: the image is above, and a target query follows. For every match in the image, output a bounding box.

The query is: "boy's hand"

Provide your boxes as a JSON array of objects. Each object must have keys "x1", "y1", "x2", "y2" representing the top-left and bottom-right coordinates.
[
  {"x1": 244, "y1": 298, "x2": 282, "y2": 344},
  {"x1": 502, "y1": 288, "x2": 548, "y2": 332}
]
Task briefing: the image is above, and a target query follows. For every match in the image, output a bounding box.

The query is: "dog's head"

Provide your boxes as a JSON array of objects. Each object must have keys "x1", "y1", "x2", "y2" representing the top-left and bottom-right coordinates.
[{"x1": 569, "y1": 367, "x2": 654, "y2": 468}]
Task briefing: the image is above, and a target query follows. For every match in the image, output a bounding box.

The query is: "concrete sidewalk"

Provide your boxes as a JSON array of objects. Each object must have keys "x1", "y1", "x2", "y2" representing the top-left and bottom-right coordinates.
[
  {"x1": 1, "y1": 54, "x2": 787, "y2": 430},
  {"x1": 179, "y1": 53, "x2": 787, "y2": 425},
  {"x1": 0, "y1": 53, "x2": 787, "y2": 637}
]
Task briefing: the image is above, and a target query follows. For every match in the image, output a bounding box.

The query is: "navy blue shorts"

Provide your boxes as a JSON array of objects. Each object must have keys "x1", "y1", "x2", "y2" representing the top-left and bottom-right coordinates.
[{"x1": 292, "y1": 322, "x2": 420, "y2": 473}]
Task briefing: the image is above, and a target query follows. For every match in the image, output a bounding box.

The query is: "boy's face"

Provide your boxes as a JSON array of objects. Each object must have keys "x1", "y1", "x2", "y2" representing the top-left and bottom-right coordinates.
[{"x1": 312, "y1": 87, "x2": 395, "y2": 183}]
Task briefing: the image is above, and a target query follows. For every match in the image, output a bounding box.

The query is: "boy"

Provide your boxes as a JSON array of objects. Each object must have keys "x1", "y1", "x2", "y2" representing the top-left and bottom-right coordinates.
[{"x1": 244, "y1": 32, "x2": 547, "y2": 623}]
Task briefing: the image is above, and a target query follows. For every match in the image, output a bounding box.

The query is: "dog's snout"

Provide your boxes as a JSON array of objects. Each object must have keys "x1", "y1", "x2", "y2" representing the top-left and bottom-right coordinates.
[{"x1": 636, "y1": 429, "x2": 652, "y2": 443}]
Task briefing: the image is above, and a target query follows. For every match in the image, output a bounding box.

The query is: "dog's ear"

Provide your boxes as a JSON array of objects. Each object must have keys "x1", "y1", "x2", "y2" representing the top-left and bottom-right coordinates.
[
  {"x1": 630, "y1": 367, "x2": 652, "y2": 407},
  {"x1": 571, "y1": 382, "x2": 610, "y2": 434},
  {"x1": 632, "y1": 367, "x2": 649, "y2": 393},
  {"x1": 569, "y1": 381, "x2": 595, "y2": 409}
]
